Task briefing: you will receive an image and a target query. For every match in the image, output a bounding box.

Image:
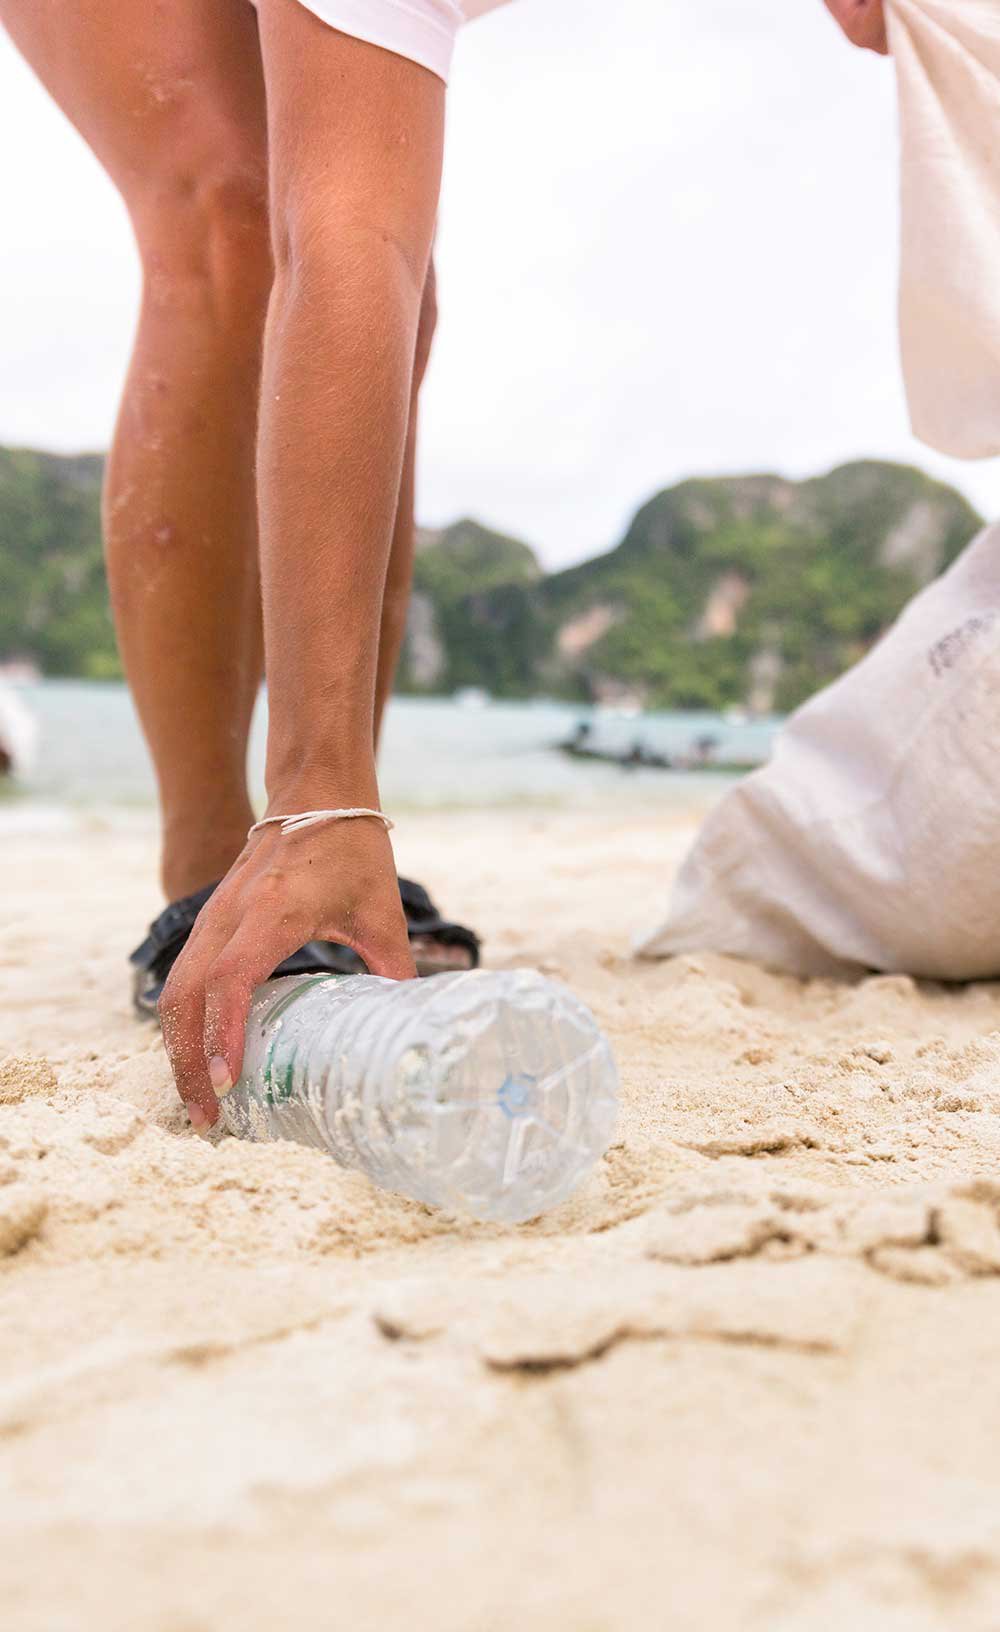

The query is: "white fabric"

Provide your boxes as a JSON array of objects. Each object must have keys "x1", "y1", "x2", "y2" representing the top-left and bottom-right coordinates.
[
  {"x1": 636, "y1": 521, "x2": 1000, "y2": 980},
  {"x1": 263, "y1": 0, "x2": 511, "y2": 82},
  {"x1": 893, "y1": 0, "x2": 1000, "y2": 456},
  {"x1": 636, "y1": 0, "x2": 1000, "y2": 981}
]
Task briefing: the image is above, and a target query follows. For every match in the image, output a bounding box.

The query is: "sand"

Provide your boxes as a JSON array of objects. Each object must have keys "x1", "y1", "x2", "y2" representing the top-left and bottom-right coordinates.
[{"x1": 5, "y1": 805, "x2": 1000, "y2": 1630}]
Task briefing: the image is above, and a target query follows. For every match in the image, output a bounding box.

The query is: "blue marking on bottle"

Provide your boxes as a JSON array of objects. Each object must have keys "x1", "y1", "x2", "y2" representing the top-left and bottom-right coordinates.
[{"x1": 498, "y1": 1073, "x2": 535, "y2": 1119}]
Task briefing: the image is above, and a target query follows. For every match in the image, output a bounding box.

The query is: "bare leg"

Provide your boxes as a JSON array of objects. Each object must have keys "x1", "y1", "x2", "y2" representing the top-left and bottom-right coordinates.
[
  {"x1": 374, "y1": 261, "x2": 437, "y2": 748},
  {"x1": 1, "y1": 0, "x2": 271, "y2": 900}
]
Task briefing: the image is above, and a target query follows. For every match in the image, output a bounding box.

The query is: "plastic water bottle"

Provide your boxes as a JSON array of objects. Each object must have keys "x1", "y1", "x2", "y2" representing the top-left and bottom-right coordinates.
[{"x1": 218, "y1": 969, "x2": 618, "y2": 1224}]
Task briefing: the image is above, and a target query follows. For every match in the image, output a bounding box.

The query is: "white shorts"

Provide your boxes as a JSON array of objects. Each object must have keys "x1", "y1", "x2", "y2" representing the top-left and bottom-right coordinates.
[{"x1": 257, "y1": 0, "x2": 511, "y2": 83}]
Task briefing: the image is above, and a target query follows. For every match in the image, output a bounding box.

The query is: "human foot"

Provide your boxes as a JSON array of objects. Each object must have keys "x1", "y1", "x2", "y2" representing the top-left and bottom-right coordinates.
[{"x1": 398, "y1": 878, "x2": 480, "y2": 975}]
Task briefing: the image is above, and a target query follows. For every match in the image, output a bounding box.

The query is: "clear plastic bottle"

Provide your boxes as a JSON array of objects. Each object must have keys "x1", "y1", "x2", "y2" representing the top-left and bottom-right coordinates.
[{"x1": 218, "y1": 969, "x2": 618, "y2": 1224}]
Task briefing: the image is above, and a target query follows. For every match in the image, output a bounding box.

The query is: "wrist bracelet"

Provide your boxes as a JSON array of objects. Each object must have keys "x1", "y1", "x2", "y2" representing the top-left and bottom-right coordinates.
[{"x1": 248, "y1": 807, "x2": 394, "y2": 839}]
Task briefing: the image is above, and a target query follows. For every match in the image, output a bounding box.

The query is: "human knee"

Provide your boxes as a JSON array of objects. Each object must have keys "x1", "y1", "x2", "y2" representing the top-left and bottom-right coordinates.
[
  {"x1": 132, "y1": 130, "x2": 271, "y2": 314},
  {"x1": 269, "y1": 169, "x2": 429, "y2": 314}
]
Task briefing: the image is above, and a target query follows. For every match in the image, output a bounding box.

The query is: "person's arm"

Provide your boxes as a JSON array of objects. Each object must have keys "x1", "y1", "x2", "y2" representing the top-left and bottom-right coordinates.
[
  {"x1": 160, "y1": 1, "x2": 444, "y2": 1129},
  {"x1": 822, "y1": 0, "x2": 889, "y2": 54}
]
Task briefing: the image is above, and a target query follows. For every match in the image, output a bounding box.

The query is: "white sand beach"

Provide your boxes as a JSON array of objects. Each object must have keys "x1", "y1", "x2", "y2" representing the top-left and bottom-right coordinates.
[{"x1": 5, "y1": 806, "x2": 1000, "y2": 1630}]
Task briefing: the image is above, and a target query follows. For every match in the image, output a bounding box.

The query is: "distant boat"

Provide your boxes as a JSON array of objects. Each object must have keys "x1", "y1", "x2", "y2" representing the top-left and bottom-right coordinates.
[
  {"x1": 453, "y1": 687, "x2": 491, "y2": 709},
  {"x1": 556, "y1": 719, "x2": 760, "y2": 775},
  {"x1": 0, "y1": 686, "x2": 38, "y2": 780}
]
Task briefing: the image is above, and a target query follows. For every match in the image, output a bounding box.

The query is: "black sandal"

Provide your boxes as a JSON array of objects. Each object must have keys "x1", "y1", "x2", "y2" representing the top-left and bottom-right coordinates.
[{"x1": 129, "y1": 876, "x2": 480, "y2": 1019}]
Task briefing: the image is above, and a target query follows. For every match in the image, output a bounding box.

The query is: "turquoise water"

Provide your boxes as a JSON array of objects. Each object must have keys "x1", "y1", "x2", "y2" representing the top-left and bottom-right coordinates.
[{"x1": 2, "y1": 681, "x2": 778, "y2": 816}]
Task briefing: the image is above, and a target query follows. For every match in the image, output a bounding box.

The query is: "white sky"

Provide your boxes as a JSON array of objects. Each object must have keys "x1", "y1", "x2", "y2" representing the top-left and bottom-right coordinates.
[{"x1": 3, "y1": 0, "x2": 1000, "y2": 569}]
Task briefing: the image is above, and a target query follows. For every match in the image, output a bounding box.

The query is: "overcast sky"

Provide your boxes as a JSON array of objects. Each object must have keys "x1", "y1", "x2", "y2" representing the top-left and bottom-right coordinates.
[{"x1": 3, "y1": 0, "x2": 999, "y2": 569}]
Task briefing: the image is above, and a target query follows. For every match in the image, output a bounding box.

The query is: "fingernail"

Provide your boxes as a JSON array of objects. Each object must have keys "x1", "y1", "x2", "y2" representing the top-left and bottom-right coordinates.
[
  {"x1": 208, "y1": 1056, "x2": 234, "y2": 1098},
  {"x1": 186, "y1": 1101, "x2": 208, "y2": 1130}
]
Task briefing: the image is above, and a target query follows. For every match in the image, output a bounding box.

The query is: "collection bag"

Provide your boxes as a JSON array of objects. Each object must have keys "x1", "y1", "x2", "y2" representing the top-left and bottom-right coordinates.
[
  {"x1": 638, "y1": 0, "x2": 1000, "y2": 979},
  {"x1": 636, "y1": 523, "x2": 1000, "y2": 979}
]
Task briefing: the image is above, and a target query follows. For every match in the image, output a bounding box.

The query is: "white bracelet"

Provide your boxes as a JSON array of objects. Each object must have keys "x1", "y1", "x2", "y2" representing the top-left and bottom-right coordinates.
[{"x1": 248, "y1": 807, "x2": 394, "y2": 838}]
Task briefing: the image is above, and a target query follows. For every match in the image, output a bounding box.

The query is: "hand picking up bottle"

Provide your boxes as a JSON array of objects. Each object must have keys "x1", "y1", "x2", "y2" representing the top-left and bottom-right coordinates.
[{"x1": 214, "y1": 967, "x2": 619, "y2": 1225}]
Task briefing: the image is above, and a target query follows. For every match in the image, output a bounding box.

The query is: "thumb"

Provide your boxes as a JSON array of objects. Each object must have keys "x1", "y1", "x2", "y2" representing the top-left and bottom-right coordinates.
[{"x1": 202, "y1": 927, "x2": 305, "y2": 1098}]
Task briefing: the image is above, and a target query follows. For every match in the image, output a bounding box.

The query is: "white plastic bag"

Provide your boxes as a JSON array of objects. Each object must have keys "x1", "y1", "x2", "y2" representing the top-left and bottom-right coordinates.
[
  {"x1": 893, "y1": 0, "x2": 1000, "y2": 456},
  {"x1": 637, "y1": 1, "x2": 1000, "y2": 980},
  {"x1": 636, "y1": 522, "x2": 1000, "y2": 979}
]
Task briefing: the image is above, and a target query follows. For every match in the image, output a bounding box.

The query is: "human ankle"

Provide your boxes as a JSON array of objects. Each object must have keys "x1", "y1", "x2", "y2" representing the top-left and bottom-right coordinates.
[{"x1": 160, "y1": 806, "x2": 254, "y2": 901}]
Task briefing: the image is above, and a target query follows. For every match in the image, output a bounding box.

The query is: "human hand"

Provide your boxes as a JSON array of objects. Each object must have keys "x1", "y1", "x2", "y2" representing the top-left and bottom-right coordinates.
[
  {"x1": 822, "y1": 0, "x2": 889, "y2": 54},
  {"x1": 160, "y1": 813, "x2": 415, "y2": 1130}
]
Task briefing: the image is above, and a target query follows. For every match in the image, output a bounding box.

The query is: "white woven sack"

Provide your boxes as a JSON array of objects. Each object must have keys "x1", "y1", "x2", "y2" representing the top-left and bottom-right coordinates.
[
  {"x1": 893, "y1": 0, "x2": 1000, "y2": 456},
  {"x1": 637, "y1": 2, "x2": 1000, "y2": 979},
  {"x1": 636, "y1": 523, "x2": 1000, "y2": 979}
]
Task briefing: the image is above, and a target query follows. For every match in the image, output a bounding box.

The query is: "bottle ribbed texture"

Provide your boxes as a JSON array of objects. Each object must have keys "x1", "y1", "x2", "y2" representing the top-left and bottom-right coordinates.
[{"x1": 220, "y1": 970, "x2": 618, "y2": 1223}]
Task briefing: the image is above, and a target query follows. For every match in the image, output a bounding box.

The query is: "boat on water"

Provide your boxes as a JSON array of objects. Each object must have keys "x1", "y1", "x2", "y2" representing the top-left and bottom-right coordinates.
[
  {"x1": 556, "y1": 720, "x2": 762, "y2": 775},
  {"x1": 0, "y1": 686, "x2": 38, "y2": 780}
]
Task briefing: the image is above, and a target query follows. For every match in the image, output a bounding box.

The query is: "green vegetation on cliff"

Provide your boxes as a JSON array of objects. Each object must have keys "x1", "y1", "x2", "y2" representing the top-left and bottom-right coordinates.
[
  {"x1": 0, "y1": 448, "x2": 982, "y2": 712},
  {"x1": 0, "y1": 447, "x2": 117, "y2": 678},
  {"x1": 403, "y1": 462, "x2": 981, "y2": 712}
]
